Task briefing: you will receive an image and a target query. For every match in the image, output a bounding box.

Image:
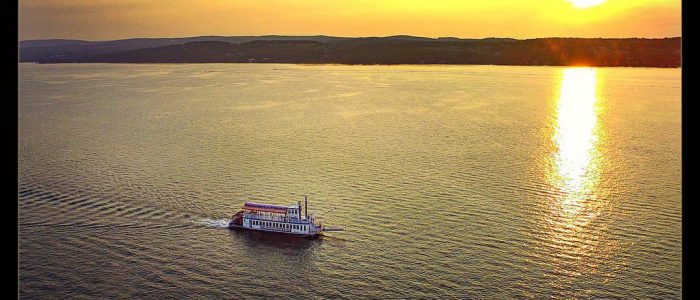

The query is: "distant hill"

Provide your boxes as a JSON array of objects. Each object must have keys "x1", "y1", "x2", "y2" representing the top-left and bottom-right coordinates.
[
  {"x1": 19, "y1": 35, "x2": 681, "y2": 67},
  {"x1": 19, "y1": 39, "x2": 93, "y2": 48}
]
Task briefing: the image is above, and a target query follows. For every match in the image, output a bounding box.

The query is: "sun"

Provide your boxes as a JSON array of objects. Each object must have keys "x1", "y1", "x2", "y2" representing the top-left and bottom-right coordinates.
[{"x1": 568, "y1": 0, "x2": 606, "y2": 8}]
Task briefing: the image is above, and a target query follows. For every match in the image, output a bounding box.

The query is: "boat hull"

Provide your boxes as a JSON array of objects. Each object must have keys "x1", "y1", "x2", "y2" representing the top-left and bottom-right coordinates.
[{"x1": 228, "y1": 223, "x2": 320, "y2": 237}]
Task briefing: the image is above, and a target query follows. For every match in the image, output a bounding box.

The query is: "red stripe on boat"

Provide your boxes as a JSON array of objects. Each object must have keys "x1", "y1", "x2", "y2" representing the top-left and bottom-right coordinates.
[{"x1": 242, "y1": 202, "x2": 289, "y2": 213}]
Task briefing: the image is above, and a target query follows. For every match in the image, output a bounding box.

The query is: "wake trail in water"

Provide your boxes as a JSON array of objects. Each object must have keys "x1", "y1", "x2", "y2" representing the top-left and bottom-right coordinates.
[
  {"x1": 193, "y1": 218, "x2": 231, "y2": 229},
  {"x1": 19, "y1": 185, "x2": 237, "y2": 232}
]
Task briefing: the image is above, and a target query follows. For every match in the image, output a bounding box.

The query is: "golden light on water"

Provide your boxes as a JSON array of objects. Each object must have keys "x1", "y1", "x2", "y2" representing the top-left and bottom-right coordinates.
[
  {"x1": 543, "y1": 67, "x2": 611, "y2": 285},
  {"x1": 553, "y1": 68, "x2": 599, "y2": 203}
]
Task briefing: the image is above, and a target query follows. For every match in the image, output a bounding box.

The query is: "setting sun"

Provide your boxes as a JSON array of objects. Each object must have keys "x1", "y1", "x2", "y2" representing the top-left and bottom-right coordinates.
[
  {"x1": 19, "y1": 0, "x2": 679, "y2": 40},
  {"x1": 568, "y1": 0, "x2": 606, "y2": 8}
]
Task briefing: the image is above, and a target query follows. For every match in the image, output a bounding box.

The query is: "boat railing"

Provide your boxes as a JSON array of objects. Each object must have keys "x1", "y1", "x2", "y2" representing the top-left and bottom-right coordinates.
[{"x1": 243, "y1": 213, "x2": 306, "y2": 223}]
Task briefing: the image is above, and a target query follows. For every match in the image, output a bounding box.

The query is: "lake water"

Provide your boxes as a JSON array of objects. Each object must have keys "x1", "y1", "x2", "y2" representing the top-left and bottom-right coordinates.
[{"x1": 19, "y1": 63, "x2": 681, "y2": 299}]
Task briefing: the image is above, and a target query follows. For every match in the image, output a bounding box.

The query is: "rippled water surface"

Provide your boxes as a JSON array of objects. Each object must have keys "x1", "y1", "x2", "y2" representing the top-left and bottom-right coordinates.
[{"x1": 19, "y1": 63, "x2": 681, "y2": 299}]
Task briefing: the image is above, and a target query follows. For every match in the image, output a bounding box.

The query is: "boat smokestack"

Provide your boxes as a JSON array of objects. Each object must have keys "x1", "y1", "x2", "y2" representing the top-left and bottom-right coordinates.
[
  {"x1": 304, "y1": 195, "x2": 308, "y2": 219},
  {"x1": 298, "y1": 201, "x2": 302, "y2": 219}
]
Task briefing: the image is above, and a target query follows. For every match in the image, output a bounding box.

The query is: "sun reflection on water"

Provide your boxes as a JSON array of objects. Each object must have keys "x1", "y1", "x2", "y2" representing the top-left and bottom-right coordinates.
[
  {"x1": 552, "y1": 68, "x2": 600, "y2": 211},
  {"x1": 542, "y1": 67, "x2": 612, "y2": 292}
]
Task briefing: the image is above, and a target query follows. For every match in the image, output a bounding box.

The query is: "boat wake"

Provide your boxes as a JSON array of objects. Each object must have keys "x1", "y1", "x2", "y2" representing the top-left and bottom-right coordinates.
[{"x1": 193, "y1": 218, "x2": 230, "y2": 229}]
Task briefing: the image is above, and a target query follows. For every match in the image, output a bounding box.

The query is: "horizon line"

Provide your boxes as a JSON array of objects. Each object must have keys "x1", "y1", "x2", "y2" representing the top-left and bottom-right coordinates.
[{"x1": 19, "y1": 34, "x2": 682, "y2": 43}]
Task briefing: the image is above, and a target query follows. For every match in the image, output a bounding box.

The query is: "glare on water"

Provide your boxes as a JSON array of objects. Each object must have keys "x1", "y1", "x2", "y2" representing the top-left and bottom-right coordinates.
[
  {"x1": 542, "y1": 67, "x2": 615, "y2": 290},
  {"x1": 19, "y1": 64, "x2": 681, "y2": 299}
]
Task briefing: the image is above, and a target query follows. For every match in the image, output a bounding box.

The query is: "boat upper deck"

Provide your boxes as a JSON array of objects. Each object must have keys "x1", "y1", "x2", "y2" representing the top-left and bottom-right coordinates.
[
  {"x1": 243, "y1": 202, "x2": 295, "y2": 213},
  {"x1": 242, "y1": 213, "x2": 313, "y2": 224}
]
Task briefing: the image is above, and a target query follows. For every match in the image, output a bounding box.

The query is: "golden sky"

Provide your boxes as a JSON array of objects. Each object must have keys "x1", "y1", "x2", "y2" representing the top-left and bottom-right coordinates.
[{"x1": 19, "y1": 0, "x2": 681, "y2": 41}]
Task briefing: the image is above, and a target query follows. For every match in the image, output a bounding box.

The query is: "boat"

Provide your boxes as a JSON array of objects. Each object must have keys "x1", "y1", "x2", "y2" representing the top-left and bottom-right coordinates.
[{"x1": 228, "y1": 195, "x2": 344, "y2": 237}]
